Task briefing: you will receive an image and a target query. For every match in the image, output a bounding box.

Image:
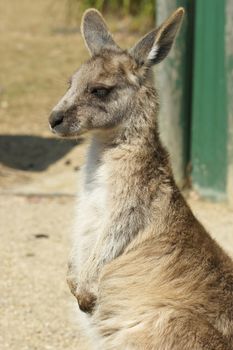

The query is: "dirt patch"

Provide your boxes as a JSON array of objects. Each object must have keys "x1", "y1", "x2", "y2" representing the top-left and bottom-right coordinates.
[{"x1": 0, "y1": 195, "x2": 89, "y2": 350}]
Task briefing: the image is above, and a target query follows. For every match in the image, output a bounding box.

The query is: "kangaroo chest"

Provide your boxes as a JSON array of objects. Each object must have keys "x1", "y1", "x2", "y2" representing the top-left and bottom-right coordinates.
[
  {"x1": 83, "y1": 163, "x2": 107, "y2": 213},
  {"x1": 76, "y1": 159, "x2": 108, "y2": 244},
  {"x1": 81, "y1": 138, "x2": 109, "y2": 215}
]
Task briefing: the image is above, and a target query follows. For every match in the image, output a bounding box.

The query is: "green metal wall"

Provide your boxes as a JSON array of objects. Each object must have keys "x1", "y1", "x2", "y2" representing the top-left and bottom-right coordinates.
[
  {"x1": 225, "y1": 0, "x2": 233, "y2": 206},
  {"x1": 156, "y1": 0, "x2": 232, "y2": 203},
  {"x1": 191, "y1": 0, "x2": 228, "y2": 200}
]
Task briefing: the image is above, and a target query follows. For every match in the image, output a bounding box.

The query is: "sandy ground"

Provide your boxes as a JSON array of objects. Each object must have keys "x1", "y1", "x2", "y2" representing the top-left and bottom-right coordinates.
[
  {"x1": 1, "y1": 191, "x2": 233, "y2": 350},
  {"x1": 0, "y1": 194, "x2": 89, "y2": 350}
]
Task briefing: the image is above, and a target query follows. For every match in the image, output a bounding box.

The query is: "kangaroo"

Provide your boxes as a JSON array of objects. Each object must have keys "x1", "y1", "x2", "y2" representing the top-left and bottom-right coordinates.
[{"x1": 49, "y1": 7, "x2": 233, "y2": 349}]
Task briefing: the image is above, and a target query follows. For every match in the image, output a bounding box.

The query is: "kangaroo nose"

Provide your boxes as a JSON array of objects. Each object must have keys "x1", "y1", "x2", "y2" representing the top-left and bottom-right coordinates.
[{"x1": 49, "y1": 111, "x2": 64, "y2": 129}]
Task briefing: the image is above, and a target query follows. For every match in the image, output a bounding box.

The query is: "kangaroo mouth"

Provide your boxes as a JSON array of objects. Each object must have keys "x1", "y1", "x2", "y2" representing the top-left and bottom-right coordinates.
[
  {"x1": 50, "y1": 125, "x2": 78, "y2": 138},
  {"x1": 50, "y1": 123, "x2": 70, "y2": 137},
  {"x1": 50, "y1": 121, "x2": 86, "y2": 138}
]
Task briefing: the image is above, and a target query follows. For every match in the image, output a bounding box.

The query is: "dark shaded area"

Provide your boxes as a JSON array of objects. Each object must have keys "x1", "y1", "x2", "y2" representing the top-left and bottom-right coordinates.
[{"x1": 0, "y1": 135, "x2": 81, "y2": 171}]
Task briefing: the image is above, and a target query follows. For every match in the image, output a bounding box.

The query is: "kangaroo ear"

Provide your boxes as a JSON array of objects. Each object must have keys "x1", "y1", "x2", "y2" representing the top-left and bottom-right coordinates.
[
  {"x1": 81, "y1": 9, "x2": 120, "y2": 56},
  {"x1": 130, "y1": 7, "x2": 184, "y2": 66}
]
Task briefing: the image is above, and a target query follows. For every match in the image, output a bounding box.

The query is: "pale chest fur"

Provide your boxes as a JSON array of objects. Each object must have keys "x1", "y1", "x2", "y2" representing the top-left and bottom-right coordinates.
[{"x1": 73, "y1": 138, "x2": 109, "y2": 269}]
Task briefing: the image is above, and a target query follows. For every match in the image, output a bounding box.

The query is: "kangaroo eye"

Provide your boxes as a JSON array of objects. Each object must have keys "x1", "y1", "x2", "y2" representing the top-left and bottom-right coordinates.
[{"x1": 90, "y1": 87, "x2": 111, "y2": 98}]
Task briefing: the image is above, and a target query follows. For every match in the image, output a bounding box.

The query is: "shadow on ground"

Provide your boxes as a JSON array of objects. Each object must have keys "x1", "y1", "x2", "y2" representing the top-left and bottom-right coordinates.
[{"x1": 0, "y1": 135, "x2": 82, "y2": 171}]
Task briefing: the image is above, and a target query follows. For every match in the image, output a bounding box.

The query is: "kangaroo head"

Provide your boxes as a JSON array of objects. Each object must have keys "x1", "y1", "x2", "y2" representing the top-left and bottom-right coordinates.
[{"x1": 49, "y1": 8, "x2": 184, "y2": 137}]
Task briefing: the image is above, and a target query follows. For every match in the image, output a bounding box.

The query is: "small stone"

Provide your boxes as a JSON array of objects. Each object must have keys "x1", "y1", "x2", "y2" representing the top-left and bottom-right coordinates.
[
  {"x1": 65, "y1": 159, "x2": 71, "y2": 165},
  {"x1": 25, "y1": 252, "x2": 35, "y2": 257},
  {"x1": 34, "y1": 233, "x2": 49, "y2": 239}
]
